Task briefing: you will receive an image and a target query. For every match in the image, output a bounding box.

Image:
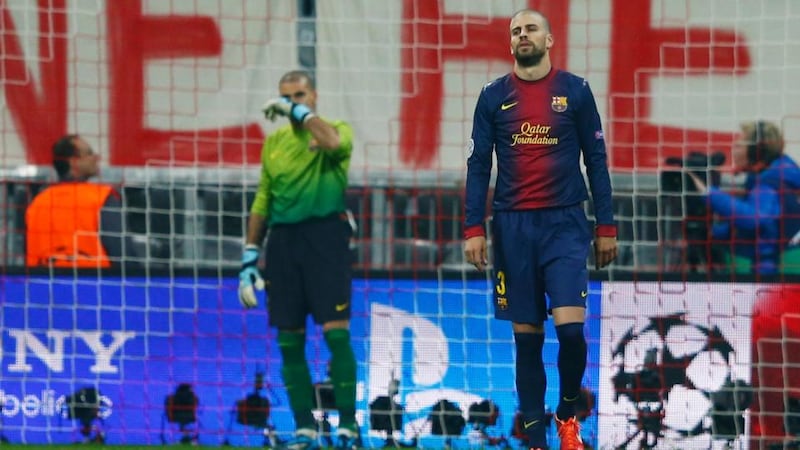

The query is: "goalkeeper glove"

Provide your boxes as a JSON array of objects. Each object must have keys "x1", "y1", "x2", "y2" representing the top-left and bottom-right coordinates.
[
  {"x1": 262, "y1": 97, "x2": 315, "y2": 124},
  {"x1": 238, "y1": 244, "x2": 265, "y2": 308}
]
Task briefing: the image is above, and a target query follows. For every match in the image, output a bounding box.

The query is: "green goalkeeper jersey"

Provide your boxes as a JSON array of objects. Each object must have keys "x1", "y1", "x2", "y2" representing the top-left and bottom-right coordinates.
[{"x1": 250, "y1": 119, "x2": 354, "y2": 225}]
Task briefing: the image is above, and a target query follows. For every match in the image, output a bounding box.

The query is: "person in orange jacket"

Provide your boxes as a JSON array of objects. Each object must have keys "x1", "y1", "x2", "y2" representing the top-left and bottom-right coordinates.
[{"x1": 26, "y1": 134, "x2": 129, "y2": 268}]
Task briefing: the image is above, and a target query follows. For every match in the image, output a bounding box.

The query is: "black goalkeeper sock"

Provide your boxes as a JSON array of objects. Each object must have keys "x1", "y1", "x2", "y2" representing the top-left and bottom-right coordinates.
[
  {"x1": 514, "y1": 332, "x2": 546, "y2": 447},
  {"x1": 324, "y1": 328, "x2": 358, "y2": 429},
  {"x1": 278, "y1": 331, "x2": 316, "y2": 430},
  {"x1": 555, "y1": 322, "x2": 587, "y2": 420}
]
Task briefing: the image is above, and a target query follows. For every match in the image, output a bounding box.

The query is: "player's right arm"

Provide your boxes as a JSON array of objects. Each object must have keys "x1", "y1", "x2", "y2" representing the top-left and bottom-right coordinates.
[
  {"x1": 245, "y1": 213, "x2": 266, "y2": 247},
  {"x1": 247, "y1": 139, "x2": 273, "y2": 245},
  {"x1": 305, "y1": 116, "x2": 342, "y2": 151},
  {"x1": 239, "y1": 139, "x2": 272, "y2": 308},
  {"x1": 316, "y1": 120, "x2": 354, "y2": 164},
  {"x1": 464, "y1": 85, "x2": 495, "y2": 270}
]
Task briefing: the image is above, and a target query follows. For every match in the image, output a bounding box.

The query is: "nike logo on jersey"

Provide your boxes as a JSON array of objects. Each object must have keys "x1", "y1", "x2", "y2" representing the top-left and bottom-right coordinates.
[
  {"x1": 335, "y1": 302, "x2": 350, "y2": 312},
  {"x1": 523, "y1": 419, "x2": 540, "y2": 429},
  {"x1": 501, "y1": 101, "x2": 518, "y2": 111},
  {"x1": 580, "y1": 290, "x2": 588, "y2": 298}
]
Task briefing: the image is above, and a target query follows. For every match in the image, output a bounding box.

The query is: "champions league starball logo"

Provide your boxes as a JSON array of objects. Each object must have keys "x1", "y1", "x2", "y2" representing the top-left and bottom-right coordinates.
[{"x1": 609, "y1": 314, "x2": 752, "y2": 449}]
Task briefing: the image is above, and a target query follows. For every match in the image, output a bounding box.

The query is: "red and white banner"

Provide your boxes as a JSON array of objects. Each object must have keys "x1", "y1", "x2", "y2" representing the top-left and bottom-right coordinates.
[{"x1": 1, "y1": 1, "x2": 798, "y2": 173}]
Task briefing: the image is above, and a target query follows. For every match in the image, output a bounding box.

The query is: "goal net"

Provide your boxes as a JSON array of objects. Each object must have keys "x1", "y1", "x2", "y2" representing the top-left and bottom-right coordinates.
[{"x1": 1, "y1": 0, "x2": 799, "y2": 448}]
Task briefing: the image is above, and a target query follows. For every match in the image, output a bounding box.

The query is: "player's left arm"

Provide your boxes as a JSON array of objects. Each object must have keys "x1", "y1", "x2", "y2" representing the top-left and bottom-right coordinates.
[
  {"x1": 576, "y1": 79, "x2": 617, "y2": 268},
  {"x1": 305, "y1": 116, "x2": 345, "y2": 151},
  {"x1": 248, "y1": 139, "x2": 273, "y2": 241},
  {"x1": 315, "y1": 121, "x2": 354, "y2": 162}
]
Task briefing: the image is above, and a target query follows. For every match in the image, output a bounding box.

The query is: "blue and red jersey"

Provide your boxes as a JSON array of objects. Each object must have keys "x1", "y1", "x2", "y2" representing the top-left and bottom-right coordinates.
[{"x1": 464, "y1": 69, "x2": 615, "y2": 238}]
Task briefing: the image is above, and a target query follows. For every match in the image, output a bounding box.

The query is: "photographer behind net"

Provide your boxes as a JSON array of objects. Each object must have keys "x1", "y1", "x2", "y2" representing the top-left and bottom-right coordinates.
[{"x1": 686, "y1": 121, "x2": 800, "y2": 275}]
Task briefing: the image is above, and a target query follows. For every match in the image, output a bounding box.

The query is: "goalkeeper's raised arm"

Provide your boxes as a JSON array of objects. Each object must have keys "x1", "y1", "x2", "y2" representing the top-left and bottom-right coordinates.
[{"x1": 239, "y1": 70, "x2": 360, "y2": 450}]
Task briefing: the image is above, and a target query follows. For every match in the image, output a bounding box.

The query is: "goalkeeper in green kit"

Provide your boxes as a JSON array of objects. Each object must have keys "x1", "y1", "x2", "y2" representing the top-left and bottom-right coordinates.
[{"x1": 239, "y1": 70, "x2": 359, "y2": 450}]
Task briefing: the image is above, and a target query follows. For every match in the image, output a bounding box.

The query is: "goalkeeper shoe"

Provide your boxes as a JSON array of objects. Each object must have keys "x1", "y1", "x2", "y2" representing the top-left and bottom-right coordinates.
[
  {"x1": 334, "y1": 426, "x2": 361, "y2": 450},
  {"x1": 279, "y1": 428, "x2": 319, "y2": 450}
]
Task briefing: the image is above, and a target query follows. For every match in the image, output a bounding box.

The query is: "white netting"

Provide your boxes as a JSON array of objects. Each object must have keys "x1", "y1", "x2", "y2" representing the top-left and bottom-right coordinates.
[{"x1": 1, "y1": 1, "x2": 800, "y2": 448}]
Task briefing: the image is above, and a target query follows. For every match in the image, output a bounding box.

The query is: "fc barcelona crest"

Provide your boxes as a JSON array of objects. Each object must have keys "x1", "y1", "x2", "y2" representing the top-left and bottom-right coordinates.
[{"x1": 551, "y1": 96, "x2": 568, "y2": 112}]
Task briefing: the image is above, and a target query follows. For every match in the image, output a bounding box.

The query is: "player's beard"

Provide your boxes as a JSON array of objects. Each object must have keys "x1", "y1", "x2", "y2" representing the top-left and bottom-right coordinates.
[{"x1": 514, "y1": 44, "x2": 546, "y2": 68}]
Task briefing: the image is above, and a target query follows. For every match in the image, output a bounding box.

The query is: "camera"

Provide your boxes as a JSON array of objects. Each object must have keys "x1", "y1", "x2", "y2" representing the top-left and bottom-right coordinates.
[
  {"x1": 369, "y1": 396, "x2": 404, "y2": 434},
  {"x1": 65, "y1": 387, "x2": 105, "y2": 443},
  {"x1": 66, "y1": 387, "x2": 100, "y2": 424},
  {"x1": 710, "y1": 378, "x2": 753, "y2": 440},
  {"x1": 661, "y1": 151, "x2": 726, "y2": 194},
  {"x1": 236, "y1": 371, "x2": 270, "y2": 428},
  {"x1": 660, "y1": 151, "x2": 727, "y2": 271},
  {"x1": 223, "y1": 370, "x2": 280, "y2": 448},
  {"x1": 368, "y1": 376, "x2": 416, "y2": 448},
  {"x1": 428, "y1": 399, "x2": 466, "y2": 437},
  {"x1": 467, "y1": 399, "x2": 499, "y2": 427},
  {"x1": 165, "y1": 383, "x2": 198, "y2": 428},
  {"x1": 163, "y1": 383, "x2": 199, "y2": 445}
]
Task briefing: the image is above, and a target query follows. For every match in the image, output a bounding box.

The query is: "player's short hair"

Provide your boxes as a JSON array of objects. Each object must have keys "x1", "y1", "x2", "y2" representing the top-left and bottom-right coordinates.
[
  {"x1": 510, "y1": 9, "x2": 551, "y2": 33},
  {"x1": 741, "y1": 120, "x2": 783, "y2": 166},
  {"x1": 52, "y1": 134, "x2": 79, "y2": 180},
  {"x1": 279, "y1": 70, "x2": 315, "y2": 90}
]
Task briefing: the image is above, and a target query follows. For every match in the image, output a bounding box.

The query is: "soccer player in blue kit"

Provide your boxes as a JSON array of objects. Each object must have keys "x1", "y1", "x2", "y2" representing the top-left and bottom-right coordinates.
[{"x1": 463, "y1": 9, "x2": 618, "y2": 450}]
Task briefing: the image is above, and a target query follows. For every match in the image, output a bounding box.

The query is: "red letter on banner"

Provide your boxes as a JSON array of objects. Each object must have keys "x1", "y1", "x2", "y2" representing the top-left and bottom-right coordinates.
[
  {"x1": 608, "y1": 0, "x2": 750, "y2": 169},
  {"x1": 106, "y1": 1, "x2": 263, "y2": 166},
  {"x1": 1, "y1": 0, "x2": 68, "y2": 164},
  {"x1": 398, "y1": 1, "x2": 570, "y2": 168}
]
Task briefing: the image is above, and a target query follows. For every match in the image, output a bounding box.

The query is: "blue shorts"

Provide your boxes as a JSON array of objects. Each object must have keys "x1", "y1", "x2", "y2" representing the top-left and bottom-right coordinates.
[{"x1": 491, "y1": 205, "x2": 592, "y2": 324}]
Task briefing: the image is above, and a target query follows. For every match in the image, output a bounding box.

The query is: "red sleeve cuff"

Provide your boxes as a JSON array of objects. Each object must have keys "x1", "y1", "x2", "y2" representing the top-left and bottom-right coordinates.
[
  {"x1": 464, "y1": 225, "x2": 485, "y2": 239},
  {"x1": 595, "y1": 224, "x2": 617, "y2": 238}
]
